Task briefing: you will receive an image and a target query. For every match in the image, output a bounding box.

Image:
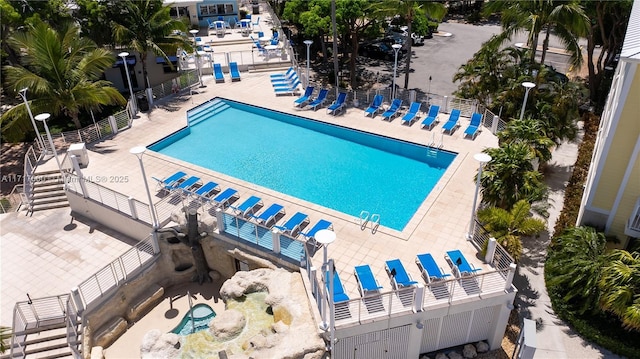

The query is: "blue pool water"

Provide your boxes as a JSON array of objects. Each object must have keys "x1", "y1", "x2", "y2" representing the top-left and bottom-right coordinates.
[
  {"x1": 170, "y1": 303, "x2": 216, "y2": 335},
  {"x1": 149, "y1": 98, "x2": 456, "y2": 231}
]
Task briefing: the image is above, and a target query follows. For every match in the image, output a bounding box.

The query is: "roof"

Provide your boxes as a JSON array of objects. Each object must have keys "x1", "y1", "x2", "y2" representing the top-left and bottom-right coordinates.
[{"x1": 620, "y1": 0, "x2": 640, "y2": 61}]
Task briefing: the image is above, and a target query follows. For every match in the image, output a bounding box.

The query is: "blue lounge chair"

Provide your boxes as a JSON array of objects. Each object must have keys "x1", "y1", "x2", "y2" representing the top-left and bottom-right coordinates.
[
  {"x1": 229, "y1": 62, "x2": 241, "y2": 81},
  {"x1": 230, "y1": 195, "x2": 262, "y2": 217},
  {"x1": 307, "y1": 89, "x2": 329, "y2": 110},
  {"x1": 272, "y1": 74, "x2": 299, "y2": 87},
  {"x1": 173, "y1": 176, "x2": 201, "y2": 193},
  {"x1": 213, "y1": 63, "x2": 225, "y2": 83},
  {"x1": 271, "y1": 71, "x2": 297, "y2": 84},
  {"x1": 189, "y1": 181, "x2": 219, "y2": 199},
  {"x1": 252, "y1": 203, "x2": 285, "y2": 227},
  {"x1": 445, "y1": 250, "x2": 481, "y2": 278},
  {"x1": 416, "y1": 253, "x2": 452, "y2": 283},
  {"x1": 442, "y1": 109, "x2": 461, "y2": 134},
  {"x1": 421, "y1": 105, "x2": 440, "y2": 130},
  {"x1": 364, "y1": 94, "x2": 384, "y2": 117},
  {"x1": 274, "y1": 80, "x2": 301, "y2": 96},
  {"x1": 327, "y1": 92, "x2": 347, "y2": 115},
  {"x1": 381, "y1": 99, "x2": 403, "y2": 121},
  {"x1": 152, "y1": 171, "x2": 187, "y2": 192},
  {"x1": 385, "y1": 259, "x2": 418, "y2": 289},
  {"x1": 326, "y1": 270, "x2": 350, "y2": 303},
  {"x1": 274, "y1": 212, "x2": 309, "y2": 237},
  {"x1": 401, "y1": 102, "x2": 421, "y2": 125},
  {"x1": 354, "y1": 265, "x2": 383, "y2": 296},
  {"x1": 294, "y1": 86, "x2": 314, "y2": 107},
  {"x1": 270, "y1": 67, "x2": 294, "y2": 79},
  {"x1": 464, "y1": 112, "x2": 483, "y2": 139},
  {"x1": 215, "y1": 21, "x2": 225, "y2": 36},
  {"x1": 209, "y1": 188, "x2": 238, "y2": 208},
  {"x1": 301, "y1": 219, "x2": 333, "y2": 244}
]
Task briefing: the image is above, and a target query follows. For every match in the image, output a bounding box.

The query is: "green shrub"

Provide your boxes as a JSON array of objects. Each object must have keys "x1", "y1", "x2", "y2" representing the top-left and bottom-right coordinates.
[{"x1": 552, "y1": 112, "x2": 600, "y2": 238}]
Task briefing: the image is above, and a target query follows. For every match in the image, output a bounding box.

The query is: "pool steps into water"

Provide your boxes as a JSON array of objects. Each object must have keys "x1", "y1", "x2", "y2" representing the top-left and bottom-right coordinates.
[{"x1": 188, "y1": 99, "x2": 231, "y2": 127}]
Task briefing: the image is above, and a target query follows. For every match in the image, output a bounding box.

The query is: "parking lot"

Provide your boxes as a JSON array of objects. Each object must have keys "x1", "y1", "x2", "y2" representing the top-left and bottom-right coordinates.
[{"x1": 364, "y1": 20, "x2": 576, "y2": 97}]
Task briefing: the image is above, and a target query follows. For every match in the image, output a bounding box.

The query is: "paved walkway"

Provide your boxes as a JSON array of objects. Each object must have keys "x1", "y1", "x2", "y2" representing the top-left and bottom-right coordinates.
[
  {"x1": 0, "y1": 208, "x2": 139, "y2": 326},
  {"x1": 515, "y1": 129, "x2": 622, "y2": 359}
]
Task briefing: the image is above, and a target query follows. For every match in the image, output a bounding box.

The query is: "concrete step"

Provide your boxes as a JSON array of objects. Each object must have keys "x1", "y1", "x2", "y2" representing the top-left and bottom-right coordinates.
[
  {"x1": 32, "y1": 193, "x2": 67, "y2": 204},
  {"x1": 7, "y1": 326, "x2": 79, "y2": 359}
]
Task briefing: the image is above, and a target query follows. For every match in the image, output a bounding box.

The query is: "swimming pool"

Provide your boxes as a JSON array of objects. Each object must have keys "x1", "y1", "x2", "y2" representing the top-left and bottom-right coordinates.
[
  {"x1": 171, "y1": 303, "x2": 216, "y2": 336},
  {"x1": 149, "y1": 98, "x2": 456, "y2": 231}
]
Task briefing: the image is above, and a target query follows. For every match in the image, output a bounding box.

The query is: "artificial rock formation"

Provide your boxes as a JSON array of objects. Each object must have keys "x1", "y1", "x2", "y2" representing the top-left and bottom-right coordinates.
[
  {"x1": 140, "y1": 330, "x2": 181, "y2": 358},
  {"x1": 139, "y1": 268, "x2": 325, "y2": 358}
]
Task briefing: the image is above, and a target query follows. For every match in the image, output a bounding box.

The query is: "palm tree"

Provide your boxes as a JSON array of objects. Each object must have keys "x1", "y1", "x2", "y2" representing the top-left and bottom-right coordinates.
[
  {"x1": 0, "y1": 326, "x2": 10, "y2": 354},
  {"x1": 1, "y1": 20, "x2": 125, "y2": 139},
  {"x1": 477, "y1": 200, "x2": 546, "y2": 261},
  {"x1": 546, "y1": 226, "x2": 608, "y2": 315},
  {"x1": 483, "y1": 0, "x2": 589, "y2": 68},
  {"x1": 599, "y1": 249, "x2": 640, "y2": 332},
  {"x1": 498, "y1": 117, "x2": 556, "y2": 164},
  {"x1": 111, "y1": 0, "x2": 188, "y2": 103},
  {"x1": 479, "y1": 143, "x2": 548, "y2": 210}
]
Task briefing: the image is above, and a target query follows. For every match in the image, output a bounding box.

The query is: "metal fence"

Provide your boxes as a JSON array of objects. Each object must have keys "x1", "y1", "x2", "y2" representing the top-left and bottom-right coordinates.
[
  {"x1": 221, "y1": 213, "x2": 307, "y2": 265},
  {"x1": 469, "y1": 219, "x2": 515, "y2": 270},
  {"x1": 10, "y1": 294, "x2": 70, "y2": 357},
  {"x1": 150, "y1": 69, "x2": 200, "y2": 100},
  {"x1": 76, "y1": 236, "x2": 156, "y2": 311},
  {"x1": 65, "y1": 174, "x2": 154, "y2": 225}
]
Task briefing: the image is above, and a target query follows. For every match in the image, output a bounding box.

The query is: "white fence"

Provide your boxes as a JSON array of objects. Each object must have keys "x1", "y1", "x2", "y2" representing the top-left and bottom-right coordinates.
[{"x1": 76, "y1": 236, "x2": 157, "y2": 311}]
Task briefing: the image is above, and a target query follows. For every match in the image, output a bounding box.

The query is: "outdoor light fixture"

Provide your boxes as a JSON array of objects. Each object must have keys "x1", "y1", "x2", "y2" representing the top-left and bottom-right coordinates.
[
  {"x1": 391, "y1": 44, "x2": 402, "y2": 99},
  {"x1": 304, "y1": 40, "x2": 313, "y2": 87},
  {"x1": 189, "y1": 29, "x2": 204, "y2": 88},
  {"x1": 118, "y1": 52, "x2": 137, "y2": 115},
  {"x1": 34, "y1": 113, "x2": 63, "y2": 173},
  {"x1": 519, "y1": 82, "x2": 536, "y2": 121},
  {"x1": 467, "y1": 153, "x2": 492, "y2": 240},
  {"x1": 130, "y1": 146, "x2": 159, "y2": 229},
  {"x1": 315, "y1": 229, "x2": 336, "y2": 331},
  {"x1": 18, "y1": 88, "x2": 45, "y2": 151}
]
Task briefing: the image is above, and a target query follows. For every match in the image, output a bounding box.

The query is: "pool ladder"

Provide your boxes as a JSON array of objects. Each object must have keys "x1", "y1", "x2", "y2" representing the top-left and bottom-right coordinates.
[
  {"x1": 429, "y1": 131, "x2": 444, "y2": 149},
  {"x1": 187, "y1": 290, "x2": 195, "y2": 334},
  {"x1": 359, "y1": 210, "x2": 380, "y2": 234}
]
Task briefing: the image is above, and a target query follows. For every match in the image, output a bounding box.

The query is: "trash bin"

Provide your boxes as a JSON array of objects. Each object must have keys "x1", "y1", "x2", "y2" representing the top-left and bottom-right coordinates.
[
  {"x1": 252, "y1": 4, "x2": 260, "y2": 14},
  {"x1": 136, "y1": 94, "x2": 149, "y2": 112}
]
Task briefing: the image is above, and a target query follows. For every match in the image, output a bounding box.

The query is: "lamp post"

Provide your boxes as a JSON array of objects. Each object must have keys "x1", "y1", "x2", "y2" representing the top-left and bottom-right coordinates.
[
  {"x1": 427, "y1": 76, "x2": 432, "y2": 103},
  {"x1": 391, "y1": 43, "x2": 402, "y2": 99},
  {"x1": 18, "y1": 88, "x2": 45, "y2": 152},
  {"x1": 189, "y1": 29, "x2": 204, "y2": 88},
  {"x1": 315, "y1": 229, "x2": 336, "y2": 331},
  {"x1": 467, "y1": 153, "x2": 492, "y2": 240},
  {"x1": 303, "y1": 40, "x2": 313, "y2": 87},
  {"x1": 118, "y1": 52, "x2": 137, "y2": 115},
  {"x1": 519, "y1": 81, "x2": 535, "y2": 121},
  {"x1": 130, "y1": 146, "x2": 159, "y2": 229},
  {"x1": 34, "y1": 113, "x2": 63, "y2": 173}
]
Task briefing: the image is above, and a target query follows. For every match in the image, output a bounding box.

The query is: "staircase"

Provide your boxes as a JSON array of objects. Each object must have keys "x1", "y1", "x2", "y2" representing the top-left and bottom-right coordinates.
[
  {"x1": 4, "y1": 324, "x2": 80, "y2": 359},
  {"x1": 28, "y1": 170, "x2": 68, "y2": 214}
]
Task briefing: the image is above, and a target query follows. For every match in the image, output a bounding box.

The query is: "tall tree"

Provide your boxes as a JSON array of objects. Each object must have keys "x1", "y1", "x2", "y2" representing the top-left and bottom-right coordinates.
[
  {"x1": 1, "y1": 20, "x2": 125, "y2": 139},
  {"x1": 110, "y1": 0, "x2": 188, "y2": 103},
  {"x1": 498, "y1": 117, "x2": 556, "y2": 164},
  {"x1": 582, "y1": 0, "x2": 632, "y2": 110},
  {"x1": 477, "y1": 200, "x2": 546, "y2": 261},
  {"x1": 480, "y1": 143, "x2": 548, "y2": 210},
  {"x1": 483, "y1": 0, "x2": 589, "y2": 68}
]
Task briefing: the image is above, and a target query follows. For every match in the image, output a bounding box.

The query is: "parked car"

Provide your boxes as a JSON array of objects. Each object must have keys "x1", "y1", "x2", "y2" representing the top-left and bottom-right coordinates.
[
  {"x1": 386, "y1": 26, "x2": 425, "y2": 46},
  {"x1": 358, "y1": 40, "x2": 405, "y2": 61}
]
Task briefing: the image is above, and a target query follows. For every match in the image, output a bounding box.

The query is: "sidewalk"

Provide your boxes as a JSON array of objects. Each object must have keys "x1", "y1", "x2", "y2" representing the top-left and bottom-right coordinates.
[{"x1": 515, "y1": 127, "x2": 622, "y2": 359}]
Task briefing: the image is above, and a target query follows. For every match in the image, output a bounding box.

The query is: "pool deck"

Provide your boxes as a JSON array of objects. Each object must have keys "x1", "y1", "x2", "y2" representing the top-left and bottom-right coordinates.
[{"x1": 33, "y1": 69, "x2": 498, "y2": 304}]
